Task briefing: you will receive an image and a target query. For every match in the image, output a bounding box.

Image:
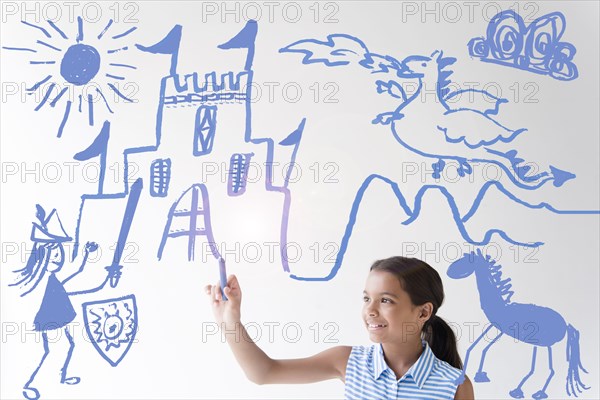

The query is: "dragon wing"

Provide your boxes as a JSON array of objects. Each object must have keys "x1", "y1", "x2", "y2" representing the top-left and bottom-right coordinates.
[{"x1": 444, "y1": 89, "x2": 508, "y2": 116}]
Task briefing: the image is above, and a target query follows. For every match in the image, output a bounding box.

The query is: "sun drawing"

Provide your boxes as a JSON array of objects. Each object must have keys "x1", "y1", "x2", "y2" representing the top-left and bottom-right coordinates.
[
  {"x1": 2, "y1": 16, "x2": 139, "y2": 137},
  {"x1": 88, "y1": 301, "x2": 136, "y2": 351}
]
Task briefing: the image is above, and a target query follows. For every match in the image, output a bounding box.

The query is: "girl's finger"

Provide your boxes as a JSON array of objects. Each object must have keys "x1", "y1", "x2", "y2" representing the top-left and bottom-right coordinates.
[
  {"x1": 210, "y1": 285, "x2": 217, "y2": 302},
  {"x1": 227, "y1": 274, "x2": 238, "y2": 288},
  {"x1": 223, "y1": 286, "x2": 233, "y2": 299}
]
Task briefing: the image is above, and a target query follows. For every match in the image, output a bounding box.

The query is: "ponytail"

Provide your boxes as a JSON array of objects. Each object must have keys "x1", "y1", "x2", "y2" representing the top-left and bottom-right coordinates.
[{"x1": 423, "y1": 315, "x2": 462, "y2": 369}]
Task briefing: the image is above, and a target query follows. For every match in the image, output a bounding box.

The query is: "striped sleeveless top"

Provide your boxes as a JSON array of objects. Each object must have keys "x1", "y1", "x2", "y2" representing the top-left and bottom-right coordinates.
[{"x1": 344, "y1": 341, "x2": 462, "y2": 399}]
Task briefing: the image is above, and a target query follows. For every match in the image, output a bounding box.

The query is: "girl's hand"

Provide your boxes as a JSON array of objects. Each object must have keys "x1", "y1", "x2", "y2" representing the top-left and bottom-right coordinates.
[{"x1": 205, "y1": 274, "x2": 242, "y2": 326}]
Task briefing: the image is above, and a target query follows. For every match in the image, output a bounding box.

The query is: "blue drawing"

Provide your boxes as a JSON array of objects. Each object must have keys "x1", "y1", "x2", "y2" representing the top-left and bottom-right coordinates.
[
  {"x1": 71, "y1": 121, "x2": 146, "y2": 260},
  {"x1": 259, "y1": 120, "x2": 304, "y2": 271},
  {"x1": 70, "y1": 120, "x2": 117, "y2": 258},
  {"x1": 281, "y1": 35, "x2": 573, "y2": 189},
  {"x1": 53, "y1": 24, "x2": 180, "y2": 260},
  {"x1": 56, "y1": 25, "x2": 178, "y2": 260},
  {"x1": 60, "y1": 42, "x2": 100, "y2": 85},
  {"x1": 50, "y1": 19, "x2": 306, "y2": 274},
  {"x1": 468, "y1": 10, "x2": 578, "y2": 81},
  {"x1": 290, "y1": 174, "x2": 550, "y2": 281},
  {"x1": 104, "y1": 178, "x2": 144, "y2": 288},
  {"x1": 194, "y1": 105, "x2": 218, "y2": 156},
  {"x1": 157, "y1": 184, "x2": 220, "y2": 261},
  {"x1": 73, "y1": 20, "x2": 305, "y2": 270},
  {"x1": 228, "y1": 153, "x2": 254, "y2": 196},
  {"x1": 150, "y1": 158, "x2": 172, "y2": 197},
  {"x1": 136, "y1": 24, "x2": 181, "y2": 76},
  {"x1": 9, "y1": 174, "x2": 141, "y2": 399},
  {"x1": 218, "y1": 257, "x2": 228, "y2": 301},
  {"x1": 74, "y1": 120, "x2": 110, "y2": 194},
  {"x1": 387, "y1": 50, "x2": 575, "y2": 189},
  {"x1": 447, "y1": 250, "x2": 589, "y2": 399},
  {"x1": 82, "y1": 295, "x2": 138, "y2": 367},
  {"x1": 2, "y1": 17, "x2": 139, "y2": 137},
  {"x1": 9, "y1": 206, "x2": 119, "y2": 400},
  {"x1": 279, "y1": 33, "x2": 599, "y2": 280}
]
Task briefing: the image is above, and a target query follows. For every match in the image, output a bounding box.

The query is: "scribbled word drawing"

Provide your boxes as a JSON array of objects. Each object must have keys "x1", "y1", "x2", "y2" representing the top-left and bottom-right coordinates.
[
  {"x1": 468, "y1": 10, "x2": 578, "y2": 81},
  {"x1": 447, "y1": 250, "x2": 589, "y2": 399}
]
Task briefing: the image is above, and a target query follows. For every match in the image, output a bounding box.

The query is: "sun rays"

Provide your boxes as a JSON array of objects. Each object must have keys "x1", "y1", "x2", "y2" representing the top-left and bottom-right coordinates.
[{"x1": 2, "y1": 16, "x2": 139, "y2": 137}]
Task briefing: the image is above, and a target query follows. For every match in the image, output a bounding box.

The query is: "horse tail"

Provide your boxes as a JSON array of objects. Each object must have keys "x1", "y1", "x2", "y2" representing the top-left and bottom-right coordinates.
[{"x1": 565, "y1": 324, "x2": 589, "y2": 397}]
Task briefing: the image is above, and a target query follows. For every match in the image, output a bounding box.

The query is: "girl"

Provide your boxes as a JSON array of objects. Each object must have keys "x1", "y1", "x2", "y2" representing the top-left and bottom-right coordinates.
[
  {"x1": 205, "y1": 256, "x2": 474, "y2": 399},
  {"x1": 11, "y1": 206, "x2": 119, "y2": 400}
]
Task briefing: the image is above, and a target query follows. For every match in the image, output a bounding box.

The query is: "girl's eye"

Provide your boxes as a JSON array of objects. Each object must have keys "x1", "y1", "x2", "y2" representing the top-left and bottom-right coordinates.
[
  {"x1": 363, "y1": 297, "x2": 370, "y2": 302},
  {"x1": 381, "y1": 298, "x2": 392, "y2": 303}
]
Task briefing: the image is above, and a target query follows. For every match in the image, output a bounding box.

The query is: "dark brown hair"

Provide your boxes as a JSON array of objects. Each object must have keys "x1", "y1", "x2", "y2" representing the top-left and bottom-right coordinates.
[{"x1": 370, "y1": 256, "x2": 463, "y2": 369}]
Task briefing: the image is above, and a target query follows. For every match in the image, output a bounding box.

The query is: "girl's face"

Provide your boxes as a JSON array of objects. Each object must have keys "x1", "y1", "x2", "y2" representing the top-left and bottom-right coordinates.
[
  {"x1": 46, "y1": 244, "x2": 65, "y2": 273},
  {"x1": 362, "y1": 270, "x2": 425, "y2": 344}
]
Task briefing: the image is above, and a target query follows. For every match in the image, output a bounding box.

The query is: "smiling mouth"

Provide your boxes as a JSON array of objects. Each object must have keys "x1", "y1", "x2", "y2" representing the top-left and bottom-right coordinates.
[{"x1": 367, "y1": 323, "x2": 388, "y2": 330}]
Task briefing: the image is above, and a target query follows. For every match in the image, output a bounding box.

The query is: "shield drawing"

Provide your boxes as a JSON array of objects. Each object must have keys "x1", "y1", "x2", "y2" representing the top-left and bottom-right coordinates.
[{"x1": 83, "y1": 294, "x2": 138, "y2": 367}]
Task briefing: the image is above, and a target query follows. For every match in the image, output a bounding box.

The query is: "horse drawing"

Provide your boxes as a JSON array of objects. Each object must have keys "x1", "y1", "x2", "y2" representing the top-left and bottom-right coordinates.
[{"x1": 447, "y1": 250, "x2": 588, "y2": 399}]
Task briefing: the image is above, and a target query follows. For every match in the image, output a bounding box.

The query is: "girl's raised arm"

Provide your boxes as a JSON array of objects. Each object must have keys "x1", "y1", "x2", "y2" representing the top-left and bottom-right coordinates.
[
  {"x1": 62, "y1": 241, "x2": 98, "y2": 285},
  {"x1": 205, "y1": 275, "x2": 351, "y2": 385}
]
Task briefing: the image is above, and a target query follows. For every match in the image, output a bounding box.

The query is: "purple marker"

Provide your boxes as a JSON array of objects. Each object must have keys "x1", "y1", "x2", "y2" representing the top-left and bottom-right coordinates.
[{"x1": 219, "y1": 257, "x2": 228, "y2": 301}]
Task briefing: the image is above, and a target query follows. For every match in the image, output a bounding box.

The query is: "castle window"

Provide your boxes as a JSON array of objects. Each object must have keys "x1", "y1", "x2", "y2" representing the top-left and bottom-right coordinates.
[
  {"x1": 228, "y1": 153, "x2": 253, "y2": 196},
  {"x1": 150, "y1": 158, "x2": 171, "y2": 197},
  {"x1": 193, "y1": 105, "x2": 217, "y2": 156}
]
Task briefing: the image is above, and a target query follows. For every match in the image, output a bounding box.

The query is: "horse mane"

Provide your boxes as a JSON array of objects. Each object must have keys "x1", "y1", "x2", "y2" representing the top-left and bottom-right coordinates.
[{"x1": 471, "y1": 249, "x2": 514, "y2": 304}]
